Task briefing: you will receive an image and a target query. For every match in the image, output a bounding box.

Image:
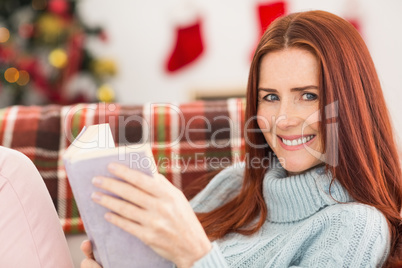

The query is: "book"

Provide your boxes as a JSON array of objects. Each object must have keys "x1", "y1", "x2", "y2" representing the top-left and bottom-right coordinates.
[{"x1": 63, "y1": 123, "x2": 174, "y2": 268}]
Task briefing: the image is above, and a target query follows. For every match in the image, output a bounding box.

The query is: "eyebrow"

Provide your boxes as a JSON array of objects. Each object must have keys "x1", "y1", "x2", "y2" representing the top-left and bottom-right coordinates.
[{"x1": 258, "y1": 85, "x2": 319, "y2": 93}]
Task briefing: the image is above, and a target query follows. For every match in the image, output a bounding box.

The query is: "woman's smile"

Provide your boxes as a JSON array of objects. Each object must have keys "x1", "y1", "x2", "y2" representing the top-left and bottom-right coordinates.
[{"x1": 277, "y1": 134, "x2": 317, "y2": 151}]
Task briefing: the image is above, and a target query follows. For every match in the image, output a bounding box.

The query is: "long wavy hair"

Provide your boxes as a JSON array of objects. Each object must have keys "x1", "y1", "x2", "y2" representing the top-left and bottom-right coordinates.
[{"x1": 196, "y1": 10, "x2": 402, "y2": 266}]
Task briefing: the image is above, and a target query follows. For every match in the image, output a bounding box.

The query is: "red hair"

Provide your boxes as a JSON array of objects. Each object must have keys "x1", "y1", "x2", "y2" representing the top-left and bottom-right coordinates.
[{"x1": 196, "y1": 10, "x2": 402, "y2": 266}]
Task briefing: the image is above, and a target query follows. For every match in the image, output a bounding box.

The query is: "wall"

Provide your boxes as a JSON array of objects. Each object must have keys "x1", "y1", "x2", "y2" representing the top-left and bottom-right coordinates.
[{"x1": 78, "y1": 0, "x2": 402, "y2": 143}]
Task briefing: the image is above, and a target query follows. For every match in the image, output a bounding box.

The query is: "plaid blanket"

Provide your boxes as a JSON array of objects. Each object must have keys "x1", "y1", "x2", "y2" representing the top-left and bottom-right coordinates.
[{"x1": 0, "y1": 99, "x2": 246, "y2": 234}]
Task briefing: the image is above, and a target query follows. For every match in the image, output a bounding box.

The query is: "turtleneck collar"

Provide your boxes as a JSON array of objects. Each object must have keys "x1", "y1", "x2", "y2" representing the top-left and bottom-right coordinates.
[{"x1": 263, "y1": 157, "x2": 353, "y2": 223}]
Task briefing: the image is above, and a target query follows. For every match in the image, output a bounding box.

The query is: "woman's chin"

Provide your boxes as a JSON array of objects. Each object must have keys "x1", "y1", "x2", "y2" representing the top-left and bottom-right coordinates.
[{"x1": 278, "y1": 157, "x2": 321, "y2": 176}]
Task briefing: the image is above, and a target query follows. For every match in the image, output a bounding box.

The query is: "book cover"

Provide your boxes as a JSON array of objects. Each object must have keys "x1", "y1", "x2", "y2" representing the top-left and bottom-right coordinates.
[{"x1": 63, "y1": 124, "x2": 174, "y2": 268}]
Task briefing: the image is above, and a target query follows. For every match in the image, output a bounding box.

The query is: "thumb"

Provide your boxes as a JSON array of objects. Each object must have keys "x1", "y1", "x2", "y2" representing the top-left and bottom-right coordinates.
[{"x1": 80, "y1": 240, "x2": 95, "y2": 259}]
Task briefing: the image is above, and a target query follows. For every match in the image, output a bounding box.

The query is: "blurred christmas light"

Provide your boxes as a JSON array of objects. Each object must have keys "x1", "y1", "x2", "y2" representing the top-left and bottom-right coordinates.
[
  {"x1": 92, "y1": 59, "x2": 117, "y2": 76},
  {"x1": 4, "y1": 68, "x2": 20, "y2": 83},
  {"x1": 0, "y1": 27, "x2": 10, "y2": 43},
  {"x1": 19, "y1": 23, "x2": 35, "y2": 39},
  {"x1": 97, "y1": 84, "x2": 115, "y2": 103},
  {"x1": 37, "y1": 14, "x2": 64, "y2": 43},
  {"x1": 16, "y1": 70, "x2": 30, "y2": 86},
  {"x1": 48, "y1": 0, "x2": 69, "y2": 15},
  {"x1": 99, "y1": 30, "x2": 108, "y2": 42},
  {"x1": 32, "y1": 0, "x2": 47, "y2": 10},
  {"x1": 49, "y1": 48, "x2": 68, "y2": 68}
]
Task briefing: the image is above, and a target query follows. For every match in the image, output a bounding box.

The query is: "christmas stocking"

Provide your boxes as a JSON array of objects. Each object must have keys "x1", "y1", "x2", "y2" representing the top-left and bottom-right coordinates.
[
  {"x1": 348, "y1": 19, "x2": 360, "y2": 32},
  {"x1": 165, "y1": 18, "x2": 204, "y2": 73},
  {"x1": 343, "y1": 0, "x2": 361, "y2": 33},
  {"x1": 258, "y1": 1, "x2": 286, "y2": 37},
  {"x1": 251, "y1": 1, "x2": 287, "y2": 58}
]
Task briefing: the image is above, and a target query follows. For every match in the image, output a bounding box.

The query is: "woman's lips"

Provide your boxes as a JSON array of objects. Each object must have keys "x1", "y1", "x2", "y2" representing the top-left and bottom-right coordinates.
[{"x1": 277, "y1": 134, "x2": 316, "y2": 151}]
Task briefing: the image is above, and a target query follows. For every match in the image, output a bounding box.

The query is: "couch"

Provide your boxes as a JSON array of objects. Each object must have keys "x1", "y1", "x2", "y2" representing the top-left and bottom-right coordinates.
[{"x1": 0, "y1": 98, "x2": 246, "y2": 266}]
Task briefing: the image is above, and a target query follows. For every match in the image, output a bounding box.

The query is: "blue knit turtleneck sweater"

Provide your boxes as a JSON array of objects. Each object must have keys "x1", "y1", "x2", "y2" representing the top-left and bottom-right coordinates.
[{"x1": 190, "y1": 160, "x2": 390, "y2": 267}]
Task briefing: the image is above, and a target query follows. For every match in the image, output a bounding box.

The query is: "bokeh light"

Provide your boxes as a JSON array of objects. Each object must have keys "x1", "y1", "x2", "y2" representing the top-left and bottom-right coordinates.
[
  {"x1": 49, "y1": 48, "x2": 68, "y2": 68},
  {"x1": 92, "y1": 59, "x2": 117, "y2": 76},
  {"x1": 4, "y1": 68, "x2": 20, "y2": 83},
  {"x1": 32, "y1": 0, "x2": 47, "y2": 10},
  {"x1": 97, "y1": 84, "x2": 115, "y2": 103},
  {"x1": 0, "y1": 27, "x2": 10, "y2": 43},
  {"x1": 37, "y1": 14, "x2": 65, "y2": 43},
  {"x1": 19, "y1": 23, "x2": 34, "y2": 39},
  {"x1": 16, "y1": 70, "x2": 30, "y2": 86}
]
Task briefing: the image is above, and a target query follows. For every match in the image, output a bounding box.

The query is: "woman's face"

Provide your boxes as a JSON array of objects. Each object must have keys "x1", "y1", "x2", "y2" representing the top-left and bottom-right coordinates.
[{"x1": 257, "y1": 48, "x2": 323, "y2": 174}]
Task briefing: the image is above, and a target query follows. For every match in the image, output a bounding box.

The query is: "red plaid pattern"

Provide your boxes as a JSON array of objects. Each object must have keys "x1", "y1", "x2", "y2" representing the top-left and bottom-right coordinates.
[{"x1": 0, "y1": 99, "x2": 246, "y2": 233}]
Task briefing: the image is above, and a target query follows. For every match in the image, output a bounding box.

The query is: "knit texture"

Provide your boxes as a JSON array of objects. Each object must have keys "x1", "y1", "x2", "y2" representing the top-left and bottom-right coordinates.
[{"x1": 190, "y1": 159, "x2": 390, "y2": 267}]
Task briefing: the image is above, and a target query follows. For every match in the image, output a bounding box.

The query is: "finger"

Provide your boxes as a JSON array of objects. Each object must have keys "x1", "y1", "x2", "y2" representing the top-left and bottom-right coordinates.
[
  {"x1": 107, "y1": 163, "x2": 166, "y2": 196},
  {"x1": 80, "y1": 240, "x2": 94, "y2": 259},
  {"x1": 81, "y1": 258, "x2": 102, "y2": 268},
  {"x1": 92, "y1": 192, "x2": 148, "y2": 224},
  {"x1": 92, "y1": 176, "x2": 155, "y2": 209}
]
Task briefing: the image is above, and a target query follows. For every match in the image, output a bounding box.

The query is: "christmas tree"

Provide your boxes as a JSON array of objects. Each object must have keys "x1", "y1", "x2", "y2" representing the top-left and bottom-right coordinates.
[{"x1": 0, "y1": 0, "x2": 116, "y2": 107}]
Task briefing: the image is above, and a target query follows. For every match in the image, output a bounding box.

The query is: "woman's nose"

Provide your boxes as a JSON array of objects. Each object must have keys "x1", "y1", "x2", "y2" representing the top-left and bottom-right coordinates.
[{"x1": 275, "y1": 103, "x2": 300, "y2": 130}]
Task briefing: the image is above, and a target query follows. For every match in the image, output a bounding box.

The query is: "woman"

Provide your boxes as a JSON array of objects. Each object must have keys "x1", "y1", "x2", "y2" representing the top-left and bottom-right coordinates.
[
  {"x1": 81, "y1": 10, "x2": 402, "y2": 267},
  {"x1": 0, "y1": 146, "x2": 73, "y2": 267}
]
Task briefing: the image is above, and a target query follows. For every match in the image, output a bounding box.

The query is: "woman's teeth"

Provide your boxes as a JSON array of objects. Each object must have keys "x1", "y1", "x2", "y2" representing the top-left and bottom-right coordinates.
[{"x1": 281, "y1": 135, "x2": 315, "y2": 146}]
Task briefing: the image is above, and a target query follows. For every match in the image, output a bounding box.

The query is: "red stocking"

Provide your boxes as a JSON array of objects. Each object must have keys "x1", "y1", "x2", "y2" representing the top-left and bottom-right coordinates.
[
  {"x1": 165, "y1": 18, "x2": 204, "y2": 73},
  {"x1": 258, "y1": 1, "x2": 286, "y2": 36},
  {"x1": 343, "y1": 0, "x2": 362, "y2": 33},
  {"x1": 251, "y1": 1, "x2": 287, "y2": 58},
  {"x1": 348, "y1": 19, "x2": 361, "y2": 32}
]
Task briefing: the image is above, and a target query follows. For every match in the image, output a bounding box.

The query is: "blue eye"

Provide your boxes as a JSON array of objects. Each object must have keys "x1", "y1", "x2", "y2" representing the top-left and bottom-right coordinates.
[
  {"x1": 264, "y1": 94, "x2": 279, "y2": 101},
  {"x1": 302, "y1": 93, "x2": 318, "y2": 101}
]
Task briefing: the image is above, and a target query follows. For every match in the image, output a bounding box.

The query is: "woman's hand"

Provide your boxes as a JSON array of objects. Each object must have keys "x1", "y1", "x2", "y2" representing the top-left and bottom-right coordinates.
[
  {"x1": 80, "y1": 240, "x2": 102, "y2": 268},
  {"x1": 91, "y1": 163, "x2": 212, "y2": 268}
]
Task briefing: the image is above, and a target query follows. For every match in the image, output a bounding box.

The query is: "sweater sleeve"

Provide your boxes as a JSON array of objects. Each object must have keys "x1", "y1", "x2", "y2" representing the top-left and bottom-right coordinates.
[
  {"x1": 190, "y1": 162, "x2": 244, "y2": 213},
  {"x1": 292, "y1": 203, "x2": 390, "y2": 268},
  {"x1": 189, "y1": 164, "x2": 244, "y2": 268}
]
